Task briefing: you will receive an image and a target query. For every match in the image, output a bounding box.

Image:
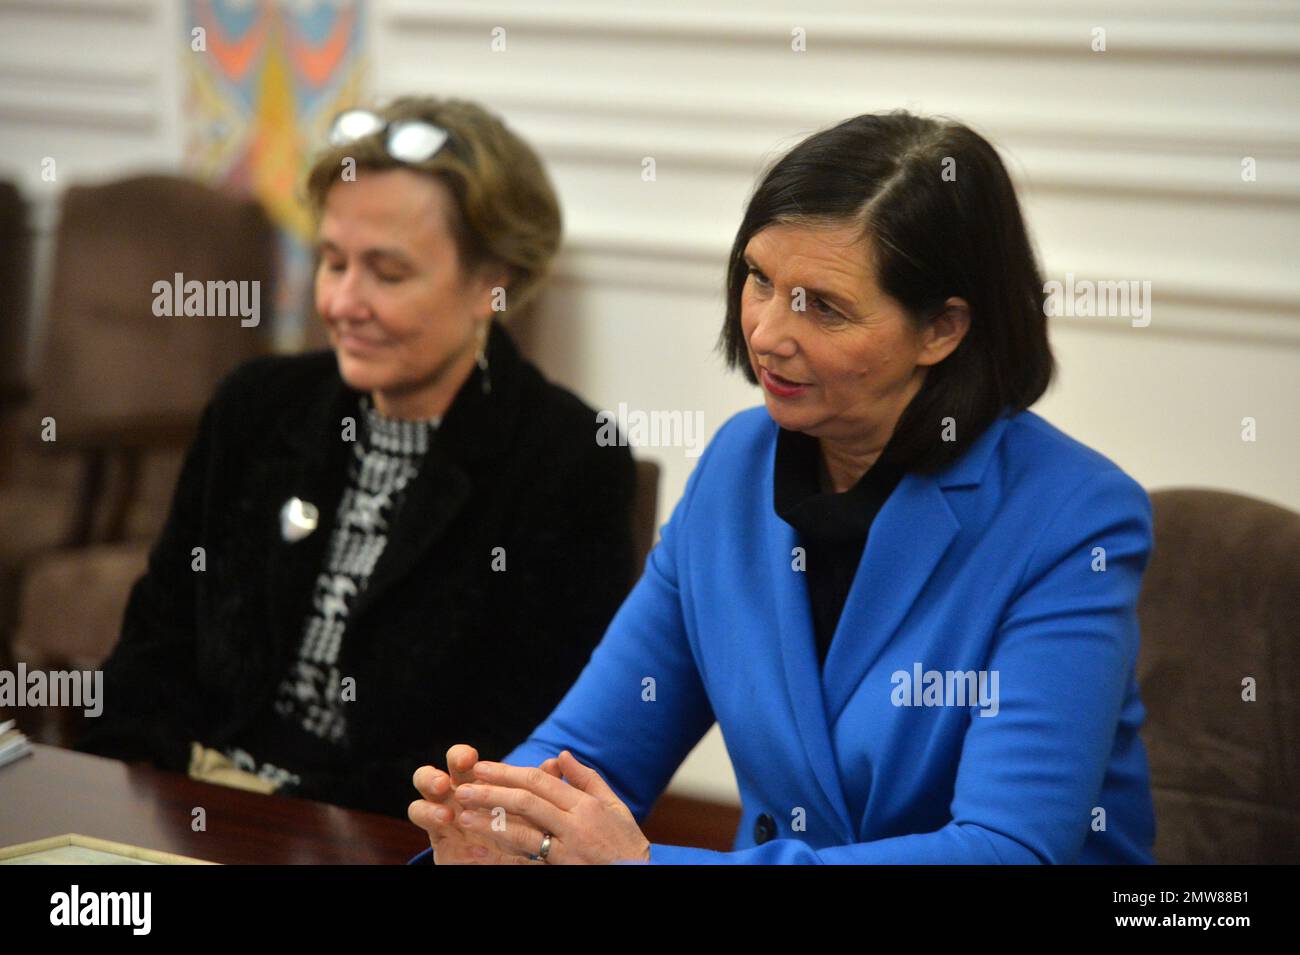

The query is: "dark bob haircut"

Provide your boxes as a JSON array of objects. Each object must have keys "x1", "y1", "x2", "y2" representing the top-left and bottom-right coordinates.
[{"x1": 719, "y1": 110, "x2": 1055, "y2": 474}]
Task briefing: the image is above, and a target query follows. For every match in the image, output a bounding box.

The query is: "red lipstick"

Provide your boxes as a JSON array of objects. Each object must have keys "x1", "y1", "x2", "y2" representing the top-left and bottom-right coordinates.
[{"x1": 760, "y1": 366, "x2": 810, "y2": 398}]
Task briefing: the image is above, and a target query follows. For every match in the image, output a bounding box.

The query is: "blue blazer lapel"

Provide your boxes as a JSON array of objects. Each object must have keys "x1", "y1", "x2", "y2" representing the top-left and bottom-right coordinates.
[
  {"x1": 821, "y1": 414, "x2": 1012, "y2": 724},
  {"x1": 821, "y1": 476, "x2": 959, "y2": 724},
  {"x1": 770, "y1": 513, "x2": 855, "y2": 836}
]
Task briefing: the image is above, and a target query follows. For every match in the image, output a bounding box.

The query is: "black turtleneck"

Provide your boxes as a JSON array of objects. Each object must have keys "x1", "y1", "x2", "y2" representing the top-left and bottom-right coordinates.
[{"x1": 773, "y1": 428, "x2": 904, "y2": 668}]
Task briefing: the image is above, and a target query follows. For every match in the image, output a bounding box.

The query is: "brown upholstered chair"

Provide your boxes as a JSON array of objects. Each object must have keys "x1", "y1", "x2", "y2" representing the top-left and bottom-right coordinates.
[
  {"x1": 1137, "y1": 488, "x2": 1300, "y2": 863},
  {"x1": 0, "y1": 175, "x2": 275, "y2": 733},
  {"x1": 0, "y1": 180, "x2": 32, "y2": 673},
  {"x1": 0, "y1": 180, "x2": 30, "y2": 438},
  {"x1": 0, "y1": 175, "x2": 274, "y2": 559},
  {"x1": 9, "y1": 541, "x2": 149, "y2": 745}
]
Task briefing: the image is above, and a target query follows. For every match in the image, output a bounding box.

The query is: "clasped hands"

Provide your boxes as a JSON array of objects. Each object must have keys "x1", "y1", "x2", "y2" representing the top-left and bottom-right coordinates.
[{"x1": 408, "y1": 744, "x2": 651, "y2": 865}]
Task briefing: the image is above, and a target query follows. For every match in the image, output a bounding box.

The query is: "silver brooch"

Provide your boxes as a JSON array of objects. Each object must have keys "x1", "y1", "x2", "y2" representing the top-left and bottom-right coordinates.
[{"x1": 280, "y1": 497, "x2": 319, "y2": 542}]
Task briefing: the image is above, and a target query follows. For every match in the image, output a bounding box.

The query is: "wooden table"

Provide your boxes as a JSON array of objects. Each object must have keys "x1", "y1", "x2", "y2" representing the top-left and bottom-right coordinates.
[{"x1": 0, "y1": 744, "x2": 429, "y2": 864}]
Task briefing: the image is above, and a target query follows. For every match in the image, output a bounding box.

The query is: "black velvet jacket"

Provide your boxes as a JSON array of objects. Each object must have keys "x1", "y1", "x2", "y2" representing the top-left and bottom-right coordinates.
[{"x1": 77, "y1": 325, "x2": 636, "y2": 818}]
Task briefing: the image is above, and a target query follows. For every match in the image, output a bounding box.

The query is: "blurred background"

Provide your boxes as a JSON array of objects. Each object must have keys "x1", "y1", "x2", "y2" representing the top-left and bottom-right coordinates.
[{"x1": 0, "y1": 0, "x2": 1296, "y2": 852}]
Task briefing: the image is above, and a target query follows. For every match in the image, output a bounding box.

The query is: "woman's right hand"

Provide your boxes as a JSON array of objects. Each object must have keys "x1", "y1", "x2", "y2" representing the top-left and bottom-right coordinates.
[{"x1": 409, "y1": 744, "x2": 561, "y2": 865}]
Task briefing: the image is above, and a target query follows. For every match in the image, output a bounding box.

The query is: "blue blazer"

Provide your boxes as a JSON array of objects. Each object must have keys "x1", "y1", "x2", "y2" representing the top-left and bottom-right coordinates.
[{"x1": 428, "y1": 407, "x2": 1157, "y2": 864}]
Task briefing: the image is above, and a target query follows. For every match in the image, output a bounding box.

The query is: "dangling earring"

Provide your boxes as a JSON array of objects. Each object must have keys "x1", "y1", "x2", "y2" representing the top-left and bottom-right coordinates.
[{"x1": 476, "y1": 321, "x2": 491, "y2": 395}]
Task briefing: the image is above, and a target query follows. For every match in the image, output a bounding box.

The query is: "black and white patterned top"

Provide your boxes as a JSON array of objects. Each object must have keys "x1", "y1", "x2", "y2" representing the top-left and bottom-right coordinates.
[{"x1": 226, "y1": 396, "x2": 440, "y2": 787}]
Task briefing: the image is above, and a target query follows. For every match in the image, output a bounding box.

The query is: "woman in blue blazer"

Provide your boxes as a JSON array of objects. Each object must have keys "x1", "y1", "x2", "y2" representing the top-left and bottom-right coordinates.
[{"x1": 408, "y1": 111, "x2": 1157, "y2": 864}]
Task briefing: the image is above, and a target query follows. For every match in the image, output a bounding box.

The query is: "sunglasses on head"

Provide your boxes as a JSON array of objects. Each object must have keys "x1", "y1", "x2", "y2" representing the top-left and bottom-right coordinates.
[{"x1": 327, "y1": 109, "x2": 451, "y2": 163}]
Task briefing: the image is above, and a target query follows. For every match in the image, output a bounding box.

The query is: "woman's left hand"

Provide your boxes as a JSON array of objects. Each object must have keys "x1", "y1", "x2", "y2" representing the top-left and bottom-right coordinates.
[{"x1": 453, "y1": 750, "x2": 651, "y2": 864}]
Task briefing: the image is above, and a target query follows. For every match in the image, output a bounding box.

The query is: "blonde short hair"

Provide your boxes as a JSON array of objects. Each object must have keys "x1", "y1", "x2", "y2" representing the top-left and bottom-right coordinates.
[{"x1": 305, "y1": 96, "x2": 562, "y2": 313}]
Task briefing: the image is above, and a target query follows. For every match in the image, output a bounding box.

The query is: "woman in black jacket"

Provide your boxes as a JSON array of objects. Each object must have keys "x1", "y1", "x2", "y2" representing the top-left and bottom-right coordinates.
[{"x1": 77, "y1": 97, "x2": 636, "y2": 819}]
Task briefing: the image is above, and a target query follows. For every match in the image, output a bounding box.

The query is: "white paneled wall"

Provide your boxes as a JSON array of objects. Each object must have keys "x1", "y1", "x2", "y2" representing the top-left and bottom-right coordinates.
[
  {"x1": 0, "y1": 0, "x2": 183, "y2": 370},
  {"x1": 370, "y1": 0, "x2": 1300, "y2": 501},
  {"x1": 1, "y1": 0, "x2": 1296, "y2": 803}
]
